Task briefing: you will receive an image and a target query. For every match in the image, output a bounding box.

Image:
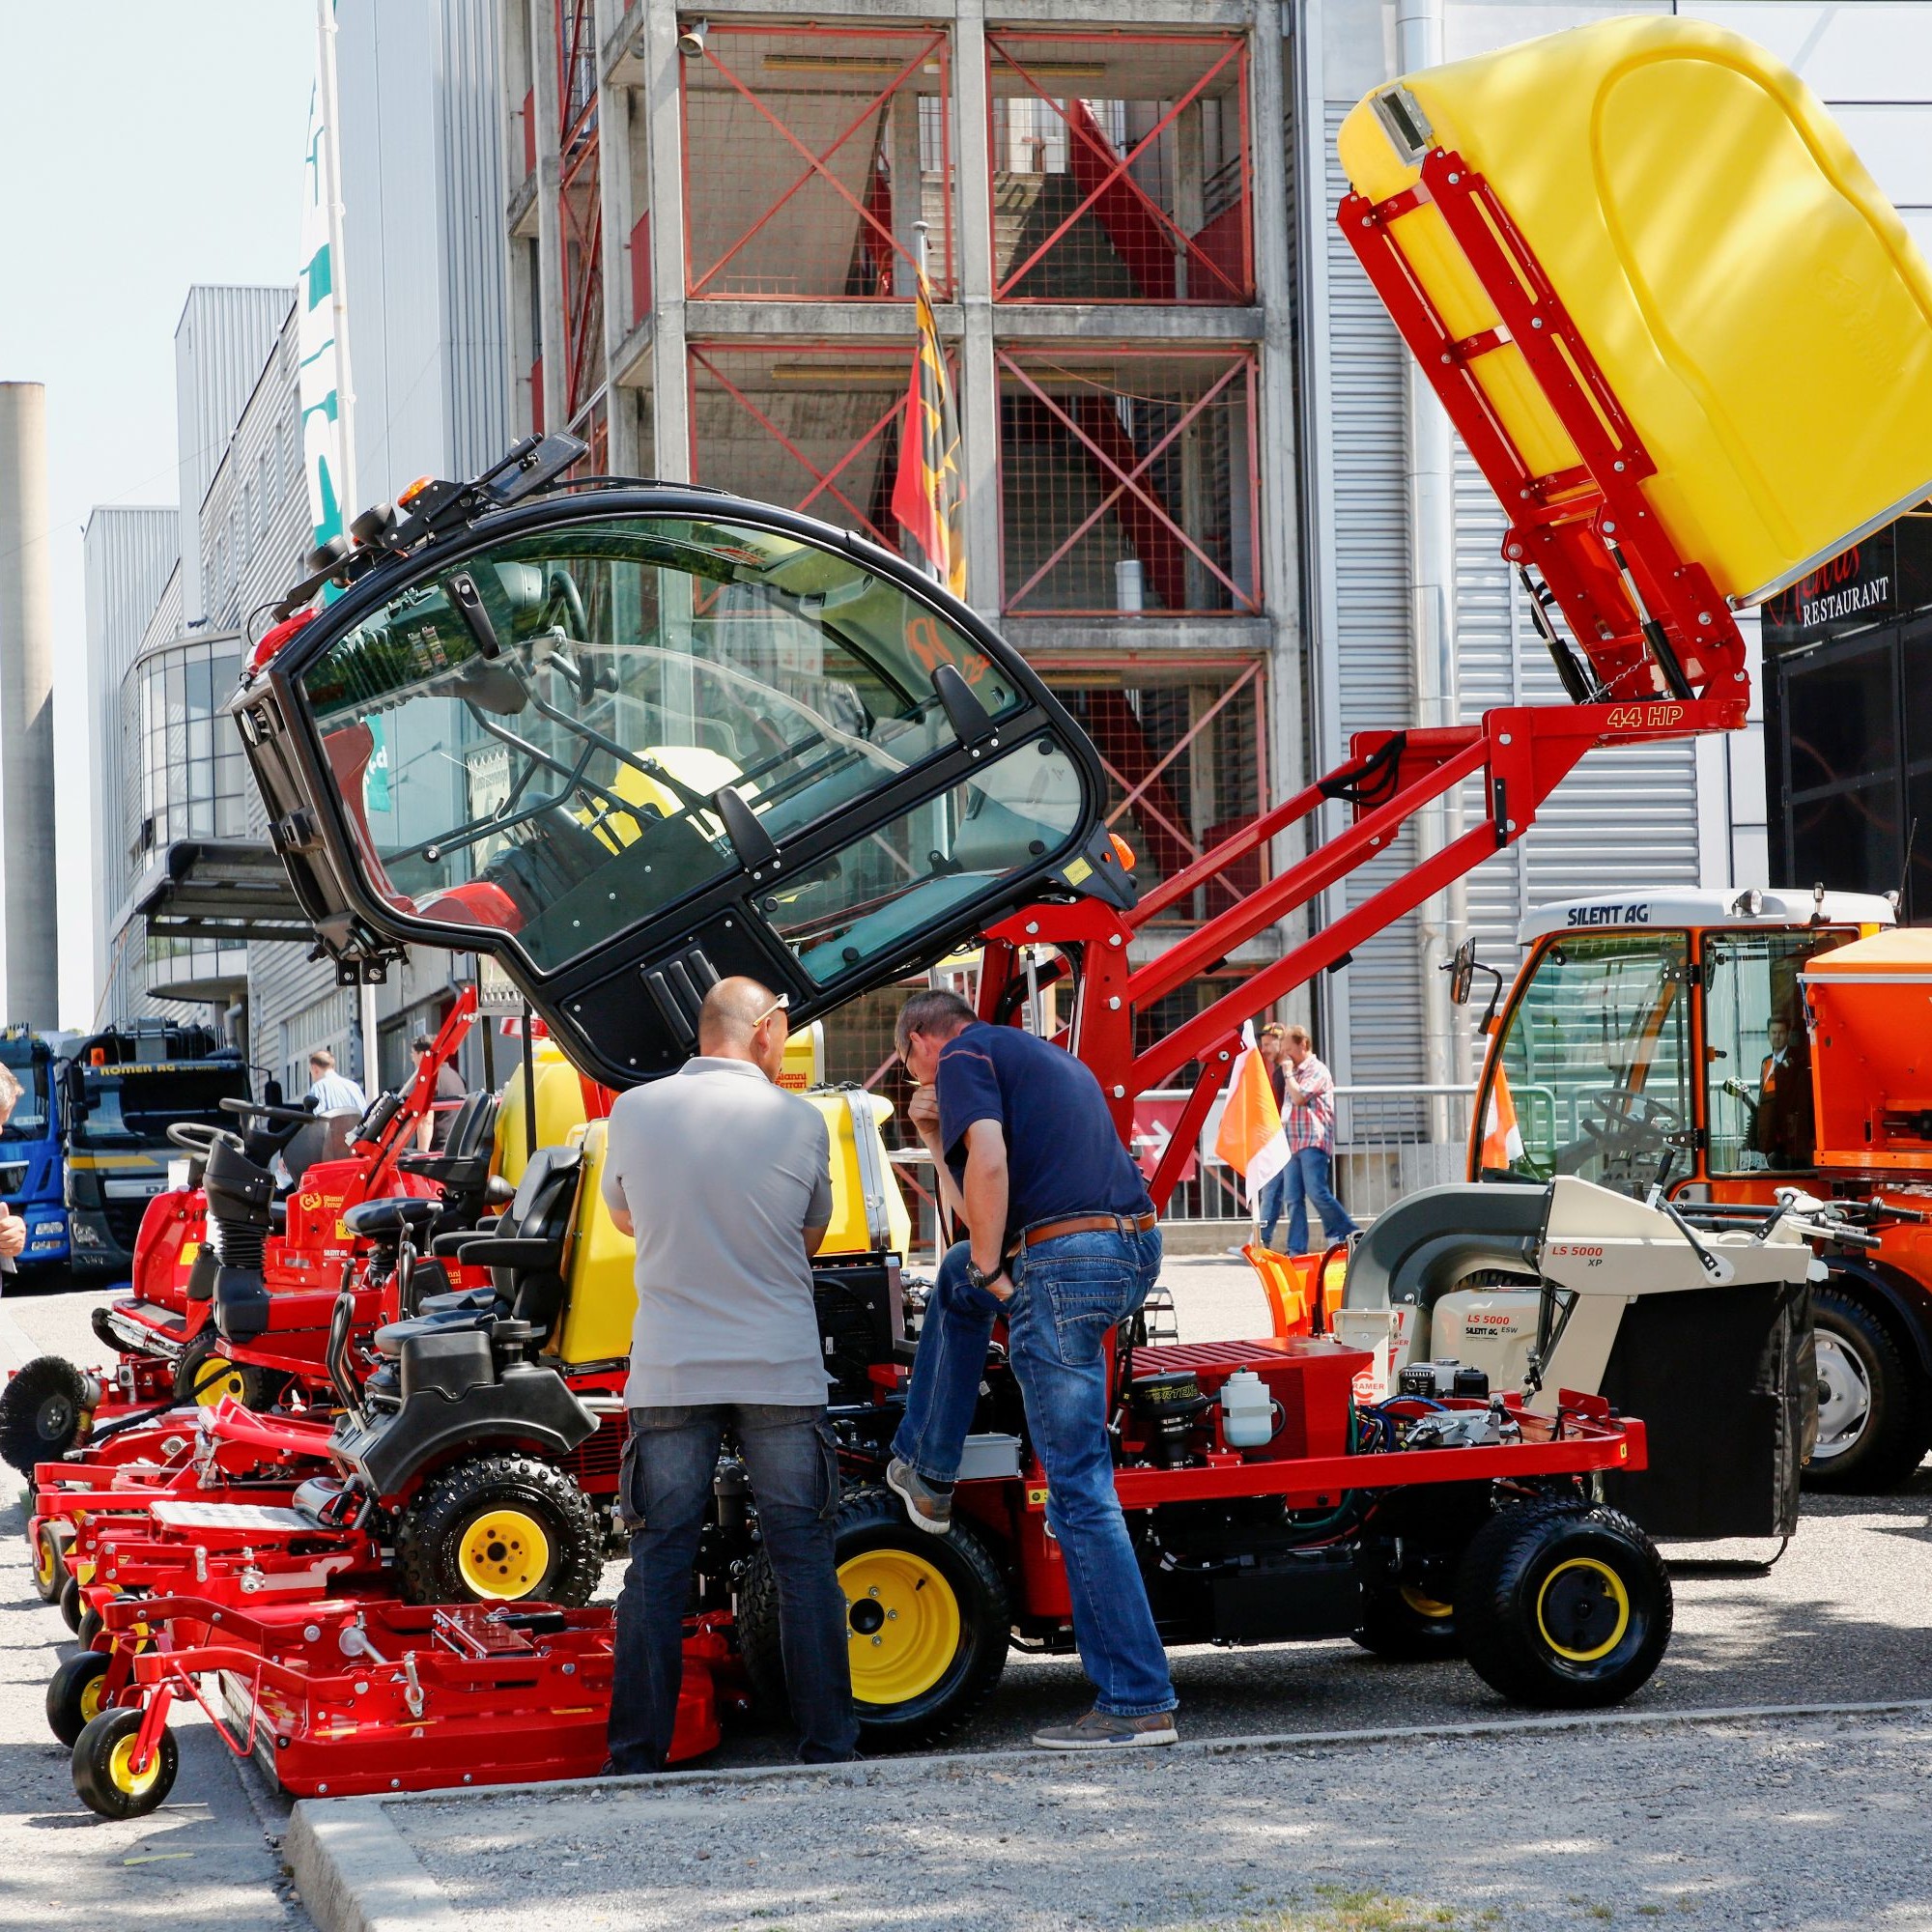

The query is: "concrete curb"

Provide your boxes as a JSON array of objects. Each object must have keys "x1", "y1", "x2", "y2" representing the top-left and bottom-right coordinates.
[
  {"x1": 285, "y1": 1799, "x2": 468, "y2": 1932},
  {"x1": 285, "y1": 1696, "x2": 1932, "y2": 1932}
]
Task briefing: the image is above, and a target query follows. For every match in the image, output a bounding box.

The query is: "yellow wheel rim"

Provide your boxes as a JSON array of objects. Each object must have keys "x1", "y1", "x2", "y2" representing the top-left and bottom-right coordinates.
[
  {"x1": 34, "y1": 1532, "x2": 56, "y2": 1590},
  {"x1": 838, "y1": 1548, "x2": 961, "y2": 1706},
  {"x1": 1400, "y1": 1583, "x2": 1454, "y2": 1621},
  {"x1": 193, "y1": 1356, "x2": 247, "y2": 1406},
  {"x1": 456, "y1": 1509, "x2": 551, "y2": 1599},
  {"x1": 107, "y1": 1732, "x2": 161, "y2": 1798},
  {"x1": 1536, "y1": 1556, "x2": 1631, "y2": 1663},
  {"x1": 78, "y1": 1672, "x2": 106, "y2": 1728}
]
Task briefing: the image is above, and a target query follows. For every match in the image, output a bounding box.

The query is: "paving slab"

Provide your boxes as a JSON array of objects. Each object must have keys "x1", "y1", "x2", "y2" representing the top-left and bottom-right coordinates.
[{"x1": 293, "y1": 1705, "x2": 1932, "y2": 1932}]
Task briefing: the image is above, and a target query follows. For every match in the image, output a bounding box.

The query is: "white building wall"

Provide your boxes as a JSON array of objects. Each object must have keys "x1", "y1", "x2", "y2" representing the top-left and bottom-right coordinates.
[
  {"x1": 335, "y1": 0, "x2": 511, "y2": 507},
  {"x1": 82, "y1": 507, "x2": 178, "y2": 1012}
]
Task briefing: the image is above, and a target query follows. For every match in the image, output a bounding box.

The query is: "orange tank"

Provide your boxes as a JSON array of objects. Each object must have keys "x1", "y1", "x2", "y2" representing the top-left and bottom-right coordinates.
[{"x1": 1804, "y1": 926, "x2": 1932, "y2": 1172}]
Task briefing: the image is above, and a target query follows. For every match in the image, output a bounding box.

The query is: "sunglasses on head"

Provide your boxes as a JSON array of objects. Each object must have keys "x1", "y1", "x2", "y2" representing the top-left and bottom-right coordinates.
[{"x1": 753, "y1": 992, "x2": 791, "y2": 1027}]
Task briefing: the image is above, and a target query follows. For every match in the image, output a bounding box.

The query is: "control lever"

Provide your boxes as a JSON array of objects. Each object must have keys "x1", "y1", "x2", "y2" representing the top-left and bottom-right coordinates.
[{"x1": 1644, "y1": 1144, "x2": 1678, "y2": 1210}]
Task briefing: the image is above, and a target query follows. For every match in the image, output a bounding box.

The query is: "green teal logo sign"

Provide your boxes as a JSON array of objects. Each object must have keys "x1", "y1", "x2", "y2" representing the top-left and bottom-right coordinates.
[{"x1": 299, "y1": 4, "x2": 353, "y2": 562}]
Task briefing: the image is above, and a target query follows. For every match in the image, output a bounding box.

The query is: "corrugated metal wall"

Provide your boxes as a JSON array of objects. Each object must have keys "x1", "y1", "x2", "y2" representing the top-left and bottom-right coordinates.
[
  {"x1": 173, "y1": 287, "x2": 294, "y2": 622},
  {"x1": 437, "y1": 0, "x2": 511, "y2": 480},
  {"x1": 335, "y1": 0, "x2": 510, "y2": 504},
  {"x1": 1320, "y1": 100, "x2": 1424, "y2": 1085},
  {"x1": 1308, "y1": 2, "x2": 1703, "y2": 1088},
  {"x1": 82, "y1": 508, "x2": 178, "y2": 1007}
]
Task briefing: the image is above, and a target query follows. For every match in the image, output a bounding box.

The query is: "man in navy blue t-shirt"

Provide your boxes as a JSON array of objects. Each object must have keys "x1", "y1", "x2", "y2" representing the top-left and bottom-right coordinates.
[{"x1": 886, "y1": 988, "x2": 1177, "y2": 1749}]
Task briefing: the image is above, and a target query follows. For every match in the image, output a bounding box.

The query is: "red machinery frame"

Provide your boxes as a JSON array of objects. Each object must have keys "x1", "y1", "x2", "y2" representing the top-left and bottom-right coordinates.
[{"x1": 979, "y1": 149, "x2": 1750, "y2": 1200}]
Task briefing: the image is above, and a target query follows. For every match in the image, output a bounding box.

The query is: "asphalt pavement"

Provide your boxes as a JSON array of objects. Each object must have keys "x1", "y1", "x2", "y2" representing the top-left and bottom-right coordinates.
[{"x1": 3, "y1": 1262, "x2": 1931, "y2": 1932}]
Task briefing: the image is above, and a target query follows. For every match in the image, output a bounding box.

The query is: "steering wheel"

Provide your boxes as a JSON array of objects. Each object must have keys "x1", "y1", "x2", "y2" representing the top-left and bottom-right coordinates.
[
  {"x1": 1577, "y1": 1088, "x2": 1681, "y2": 1160},
  {"x1": 219, "y1": 1096, "x2": 320, "y2": 1127},
  {"x1": 168, "y1": 1121, "x2": 246, "y2": 1154}
]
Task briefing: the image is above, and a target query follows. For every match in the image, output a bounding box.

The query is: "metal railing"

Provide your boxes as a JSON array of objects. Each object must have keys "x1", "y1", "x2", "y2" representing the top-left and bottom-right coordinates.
[{"x1": 887, "y1": 1084, "x2": 1480, "y2": 1257}]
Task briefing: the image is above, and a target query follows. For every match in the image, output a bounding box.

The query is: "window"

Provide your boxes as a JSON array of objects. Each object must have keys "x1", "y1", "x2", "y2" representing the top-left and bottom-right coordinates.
[
  {"x1": 1046, "y1": 663, "x2": 1264, "y2": 920},
  {"x1": 999, "y1": 349, "x2": 1258, "y2": 615},
  {"x1": 298, "y1": 510, "x2": 1043, "y2": 978},
  {"x1": 1483, "y1": 932, "x2": 1692, "y2": 1193},
  {"x1": 681, "y1": 23, "x2": 953, "y2": 301},
  {"x1": 1703, "y1": 928, "x2": 1851, "y2": 1175},
  {"x1": 988, "y1": 32, "x2": 1250, "y2": 304}
]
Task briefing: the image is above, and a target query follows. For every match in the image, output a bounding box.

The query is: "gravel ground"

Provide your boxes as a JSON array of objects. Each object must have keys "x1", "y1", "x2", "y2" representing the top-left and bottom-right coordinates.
[
  {"x1": 7, "y1": 1264, "x2": 1932, "y2": 1932},
  {"x1": 387, "y1": 1710, "x2": 1932, "y2": 1931}
]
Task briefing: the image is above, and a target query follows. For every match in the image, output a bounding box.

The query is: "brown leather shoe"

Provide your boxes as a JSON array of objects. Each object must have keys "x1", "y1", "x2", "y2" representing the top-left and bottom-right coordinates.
[
  {"x1": 886, "y1": 1458, "x2": 953, "y2": 1535},
  {"x1": 1033, "y1": 1707, "x2": 1179, "y2": 1749}
]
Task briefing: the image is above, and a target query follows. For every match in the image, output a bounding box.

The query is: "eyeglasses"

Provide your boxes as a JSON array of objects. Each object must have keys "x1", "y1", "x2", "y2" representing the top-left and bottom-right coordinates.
[{"x1": 753, "y1": 992, "x2": 791, "y2": 1027}]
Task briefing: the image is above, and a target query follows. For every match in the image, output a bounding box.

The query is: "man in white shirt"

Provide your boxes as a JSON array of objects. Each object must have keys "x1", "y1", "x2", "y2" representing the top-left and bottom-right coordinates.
[{"x1": 303, "y1": 1047, "x2": 366, "y2": 1120}]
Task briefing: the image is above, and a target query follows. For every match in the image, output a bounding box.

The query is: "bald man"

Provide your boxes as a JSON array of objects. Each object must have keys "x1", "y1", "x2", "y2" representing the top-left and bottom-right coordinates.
[{"x1": 600, "y1": 977, "x2": 857, "y2": 1772}]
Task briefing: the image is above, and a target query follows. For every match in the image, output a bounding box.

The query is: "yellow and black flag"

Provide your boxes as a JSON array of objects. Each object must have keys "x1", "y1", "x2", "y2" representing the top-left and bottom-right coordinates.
[{"x1": 891, "y1": 266, "x2": 966, "y2": 600}]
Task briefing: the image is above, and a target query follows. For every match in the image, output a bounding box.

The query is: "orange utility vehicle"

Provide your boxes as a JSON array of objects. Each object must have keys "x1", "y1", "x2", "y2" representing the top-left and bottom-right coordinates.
[{"x1": 1463, "y1": 887, "x2": 1932, "y2": 1490}]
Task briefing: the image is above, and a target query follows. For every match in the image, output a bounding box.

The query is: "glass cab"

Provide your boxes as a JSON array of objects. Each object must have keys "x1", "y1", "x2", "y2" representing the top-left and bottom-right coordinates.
[
  {"x1": 1477, "y1": 917, "x2": 1863, "y2": 1195},
  {"x1": 233, "y1": 492, "x2": 1117, "y2": 1087}
]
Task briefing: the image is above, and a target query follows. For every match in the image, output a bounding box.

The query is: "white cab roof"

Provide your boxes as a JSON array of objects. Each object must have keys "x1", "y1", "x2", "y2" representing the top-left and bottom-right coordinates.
[{"x1": 1519, "y1": 889, "x2": 1897, "y2": 945}]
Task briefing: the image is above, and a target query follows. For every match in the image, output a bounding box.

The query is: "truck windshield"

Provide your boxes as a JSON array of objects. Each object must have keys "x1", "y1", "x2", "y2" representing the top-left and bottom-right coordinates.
[
  {"x1": 298, "y1": 512, "x2": 1045, "y2": 979},
  {"x1": 1703, "y1": 927, "x2": 1850, "y2": 1174},
  {"x1": 73, "y1": 1066, "x2": 248, "y2": 1149},
  {"x1": 1483, "y1": 932, "x2": 1691, "y2": 1193},
  {"x1": 0, "y1": 1040, "x2": 51, "y2": 1143}
]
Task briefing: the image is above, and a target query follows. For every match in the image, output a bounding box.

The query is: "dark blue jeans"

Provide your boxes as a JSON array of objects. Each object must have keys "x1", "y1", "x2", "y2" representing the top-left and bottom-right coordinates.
[
  {"x1": 609, "y1": 1404, "x2": 858, "y2": 1771},
  {"x1": 1267, "y1": 1147, "x2": 1356, "y2": 1255},
  {"x1": 893, "y1": 1226, "x2": 1176, "y2": 1718}
]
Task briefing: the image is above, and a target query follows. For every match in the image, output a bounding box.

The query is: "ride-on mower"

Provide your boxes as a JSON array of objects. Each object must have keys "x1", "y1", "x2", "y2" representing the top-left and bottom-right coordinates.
[
  {"x1": 49, "y1": 12, "x2": 1932, "y2": 1817},
  {"x1": 0, "y1": 994, "x2": 489, "y2": 1479}
]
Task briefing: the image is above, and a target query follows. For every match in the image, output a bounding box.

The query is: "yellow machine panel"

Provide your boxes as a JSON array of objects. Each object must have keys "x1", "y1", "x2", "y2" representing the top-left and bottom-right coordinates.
[
  {"x1": 549, "y1": 1091, "x2": 912, "y2": 1369},
  {"x1": 494, "y1": 1041, "x2": 591, "y2": 1187},
  {"x1": 554, "y1": 1121, "x2": 638, "y2": 1367},
  {"x1": 1339, "y1": 14, "x2": 1932, "y2": 606},
  {"x1": 804, "y1": 1089, "x2": 913, "y2": 1258}
]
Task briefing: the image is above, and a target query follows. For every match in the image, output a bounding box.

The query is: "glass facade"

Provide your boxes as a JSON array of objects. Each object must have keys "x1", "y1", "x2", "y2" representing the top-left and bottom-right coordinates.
[{"x1": 119, "y1": 635, "x2": 248, "y2": 999}]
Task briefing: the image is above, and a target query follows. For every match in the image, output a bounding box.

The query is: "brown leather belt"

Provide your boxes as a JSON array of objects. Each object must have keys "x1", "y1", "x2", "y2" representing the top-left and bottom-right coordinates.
[{"x1": 1016, "y1": 1210, "x2": 1158, "y2": 1252}]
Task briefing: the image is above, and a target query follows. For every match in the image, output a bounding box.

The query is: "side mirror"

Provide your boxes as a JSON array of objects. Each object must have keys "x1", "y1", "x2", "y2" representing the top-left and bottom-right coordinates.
[
  {"x1": 61, "y1": 1062, "x2": 88, "y2": 1117},
  {"x1": 1446, "y1": 938, "x2": 1477, "y2": 1007}
]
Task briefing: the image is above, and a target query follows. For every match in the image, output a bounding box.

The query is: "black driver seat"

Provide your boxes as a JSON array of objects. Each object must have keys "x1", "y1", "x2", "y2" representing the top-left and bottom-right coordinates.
[
  {"x1": 396, "y1": 1092, "x2": 503, "y2": 1236},
  {"x1": 376, "y1": 1147, "x2": 584, "y2": 1361}
]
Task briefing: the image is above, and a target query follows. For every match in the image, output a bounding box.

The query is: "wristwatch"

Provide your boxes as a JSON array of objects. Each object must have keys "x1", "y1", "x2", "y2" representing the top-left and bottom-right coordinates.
[{"x1": 967, "y1": 1260, "x2": 1006, "y2": 1293}]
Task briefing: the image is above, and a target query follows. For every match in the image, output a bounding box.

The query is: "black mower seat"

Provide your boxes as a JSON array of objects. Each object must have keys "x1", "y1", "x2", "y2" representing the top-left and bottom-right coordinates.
[
  {"x1": 372, "y1": 1303, "x2": 531, "y2": 1360},
  {"x1": 417, "y1": 1287, "x2": 497, "y2": 1317},
  {"x1": 342, "y1": 1196, "x2": 440, "y2": 1239}
]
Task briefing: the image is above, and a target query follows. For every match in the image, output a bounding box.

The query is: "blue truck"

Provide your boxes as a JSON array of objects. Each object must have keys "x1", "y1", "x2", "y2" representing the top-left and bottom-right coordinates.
[{"x1": 0, "y1": 1027, "x2": 73, "y2": 1273}]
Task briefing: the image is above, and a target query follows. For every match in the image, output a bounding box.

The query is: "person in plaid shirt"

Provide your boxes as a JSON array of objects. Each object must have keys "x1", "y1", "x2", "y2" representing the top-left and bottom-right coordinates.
[{"x1": 1276, "y1": 1025, "x2": 1358, "y2": 1256}]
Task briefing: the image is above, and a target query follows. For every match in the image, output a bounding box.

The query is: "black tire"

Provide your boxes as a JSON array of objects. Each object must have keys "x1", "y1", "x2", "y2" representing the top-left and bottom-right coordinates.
[
  {"x1": 0, "y1": 1356, "x2": 91, "y2": 1475},
  {"x1": 71, "y1": 1708, "x2": 177, "y2": 1821},
  {"x1": 1352, "y1": 1577, "x2": 1462, "y2": 1661},
  {"x1": 1804, "y1": 1288, "x2": 1930, "y2": 1492},
  {"x1": 77, "y1": 1605, "x2": 104, "y2": 1651},
  {"x1": 742, "y1": 1486, "x2": 1009, "y2": 1752},
  {"x1": 47, "y1": 1650, "x2": 112, "y2": 1747},
  {"x1": 1457, "y1": 1502, "x2": 1672, "y2": 1709},
  {"x1": 394, "y1": 1452, "x2": 602, "y2": 1606},
  {"x1": 58, "y1": 1574, "x2": 83, "y2": 1634},
  {"x1": 172, "y1": 1331, "x2": 276, "y2": 1411},
  {"x1": 32, "y1": 1520, "x2": 71, "y2": 1604}
]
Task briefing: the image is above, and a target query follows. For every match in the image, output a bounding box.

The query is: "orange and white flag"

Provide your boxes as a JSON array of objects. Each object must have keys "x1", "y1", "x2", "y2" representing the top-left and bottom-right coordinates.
[
  {"x1": 1480, "y1": 1060, "x2": 1524, "y2": 1170},
  {"x1": 1214, "y1": 1022, "x2": 1291, "y2": 1192}
]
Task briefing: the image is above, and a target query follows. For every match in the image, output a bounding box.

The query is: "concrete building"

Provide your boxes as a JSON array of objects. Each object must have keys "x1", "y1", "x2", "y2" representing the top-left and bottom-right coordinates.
[{"x1": 0, "y1": 384, "x2": 61, "y2": 1030}]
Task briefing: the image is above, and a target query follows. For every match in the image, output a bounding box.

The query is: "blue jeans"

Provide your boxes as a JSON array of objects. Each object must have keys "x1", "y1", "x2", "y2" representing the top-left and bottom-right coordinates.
[
  {"x1": 1271, "y1": 1147, "x2": 1356, "y2": 1256},
  {"x1": 893, "y1": 1226, "x2": 1176, "y2": 1718},
  {"x1": 610, "y1": 1404, "x2": 858, "y2": 1771}
]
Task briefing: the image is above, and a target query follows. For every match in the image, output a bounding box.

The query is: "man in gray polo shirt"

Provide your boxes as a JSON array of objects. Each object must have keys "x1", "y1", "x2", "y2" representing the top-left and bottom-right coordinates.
[{"x1": 601, "y1": 976, "x2": 857, "y2": 1771}]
